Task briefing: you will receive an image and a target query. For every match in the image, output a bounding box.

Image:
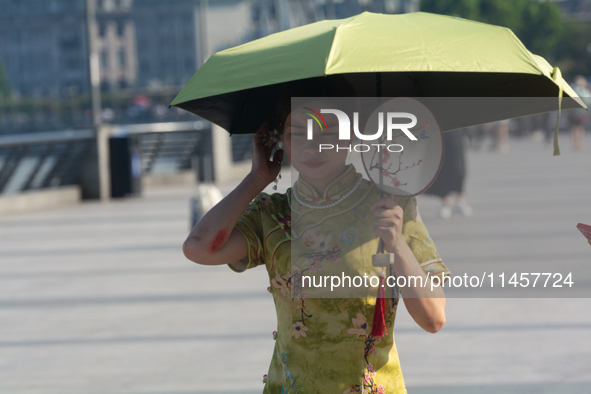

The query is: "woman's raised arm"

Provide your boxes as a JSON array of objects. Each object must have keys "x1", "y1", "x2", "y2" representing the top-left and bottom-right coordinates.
[{"x1": 182, "y1": 122, "x2": 284, "y2": 266}]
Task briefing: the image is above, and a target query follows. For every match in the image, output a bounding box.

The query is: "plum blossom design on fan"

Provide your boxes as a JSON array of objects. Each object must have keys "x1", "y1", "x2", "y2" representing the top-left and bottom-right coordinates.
[{"x1": 367, "y1": 120, "x2": 429, "y2": 188}]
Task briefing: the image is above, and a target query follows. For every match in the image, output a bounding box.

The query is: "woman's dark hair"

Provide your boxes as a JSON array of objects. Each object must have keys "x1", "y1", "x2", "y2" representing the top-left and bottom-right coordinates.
[{"x1": 276, "y1": 75, "x2": 358, "y2": 133}]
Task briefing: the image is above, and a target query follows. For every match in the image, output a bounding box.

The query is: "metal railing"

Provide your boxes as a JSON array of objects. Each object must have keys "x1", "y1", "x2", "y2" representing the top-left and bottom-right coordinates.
[
  {"x1": 0, "y1": 130, "x2": 94, "y2": 195},
  {"x1": 0, "y1": 121, "x2": 213, "y2": 196}
]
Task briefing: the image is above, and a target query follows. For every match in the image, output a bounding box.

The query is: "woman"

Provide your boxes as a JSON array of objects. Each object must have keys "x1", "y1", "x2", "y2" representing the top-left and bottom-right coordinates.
[{"x1": 182, "y1": 78, "x2": 450, "y2": 393}]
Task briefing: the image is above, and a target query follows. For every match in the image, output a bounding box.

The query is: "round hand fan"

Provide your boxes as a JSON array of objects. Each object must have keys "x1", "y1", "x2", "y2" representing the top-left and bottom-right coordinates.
[
  {"x1": 359, "y1": 97, "x2": 444, "y2": 337},
  {"x1": 360, "y1": 97, "x2": 444, "y2": 197}
]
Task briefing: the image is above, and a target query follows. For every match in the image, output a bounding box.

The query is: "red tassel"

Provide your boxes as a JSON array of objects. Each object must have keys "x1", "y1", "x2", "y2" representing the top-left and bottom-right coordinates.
[{"x1": 370, "y1": 273, "x2": 387, "y2": 337}]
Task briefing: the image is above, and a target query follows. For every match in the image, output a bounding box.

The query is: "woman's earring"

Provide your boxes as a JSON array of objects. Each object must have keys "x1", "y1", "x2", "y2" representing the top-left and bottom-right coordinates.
[
  {"x1": 273, "y1": 172, "x2": 281, "y2": 190},
  {"x1": 271, "y1": 130, "x2": 284, "y2": 191},
  {"x1": 273, "y1": 147, "x2": 283, "y2": 191}
]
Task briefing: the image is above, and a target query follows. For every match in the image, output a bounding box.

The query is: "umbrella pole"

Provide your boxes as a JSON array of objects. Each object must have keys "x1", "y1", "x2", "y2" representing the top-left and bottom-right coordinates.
[
  {"x1": 376, "y1": 71, "x2": 384, "y2": 240},
  {"x1": 370, "y1": 72, "x2": 398, "y2": 337}
]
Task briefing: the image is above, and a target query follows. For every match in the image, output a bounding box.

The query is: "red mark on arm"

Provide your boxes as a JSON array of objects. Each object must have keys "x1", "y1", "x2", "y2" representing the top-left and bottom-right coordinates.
[{"x1": 207, "y1": 229, "x2": 228, "y2": 254}]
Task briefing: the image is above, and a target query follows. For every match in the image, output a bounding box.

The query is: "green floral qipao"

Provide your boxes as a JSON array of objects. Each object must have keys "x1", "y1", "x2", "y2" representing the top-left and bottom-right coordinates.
[{"x1": 229, "y1": 164, "x2": 450, "y2": 394}]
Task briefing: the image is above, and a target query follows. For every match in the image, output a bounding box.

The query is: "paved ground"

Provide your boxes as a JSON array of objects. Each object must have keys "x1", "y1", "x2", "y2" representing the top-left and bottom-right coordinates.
[{"x1": 0, "y1": 134, "x2": 590, "y2": 393}]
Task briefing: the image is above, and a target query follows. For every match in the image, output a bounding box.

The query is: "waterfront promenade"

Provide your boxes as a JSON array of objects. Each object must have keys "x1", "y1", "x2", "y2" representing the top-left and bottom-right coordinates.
[{"x1": 1, "y1": 134, "x2": 590, "y2": 393}]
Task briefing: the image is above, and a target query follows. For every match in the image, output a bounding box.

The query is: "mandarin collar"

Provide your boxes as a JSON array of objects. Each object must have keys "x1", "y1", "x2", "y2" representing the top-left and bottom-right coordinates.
[{"x1": 295, "y1": 164, "x2": 360, "y2": 203}]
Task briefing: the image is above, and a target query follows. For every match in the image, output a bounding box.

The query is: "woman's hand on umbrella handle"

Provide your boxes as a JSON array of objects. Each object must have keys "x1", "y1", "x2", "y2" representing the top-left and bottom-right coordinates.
[{"x1": 249, "y1": 121, "x2": 284, "y2": 188}]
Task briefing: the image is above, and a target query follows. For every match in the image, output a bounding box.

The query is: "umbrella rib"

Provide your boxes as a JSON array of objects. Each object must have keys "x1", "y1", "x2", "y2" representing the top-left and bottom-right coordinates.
[
  {"x1": 230, "y1": 89, "x2": 254, "y2": 136},
  {"x1": 410, "y1": 72, "x2": 426, "y2": 97}
]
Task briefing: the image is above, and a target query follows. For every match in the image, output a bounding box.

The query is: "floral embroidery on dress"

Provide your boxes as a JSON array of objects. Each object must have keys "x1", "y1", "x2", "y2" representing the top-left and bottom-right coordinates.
[
  {"x1": 346, "y1": 313, "x2": 388, "y2": 394},
  {"x1": 244, "y1": 193, "x2": 274, "y2": 215},
  {"x1": 426, "y1": 266, "x2": 441, "y2": 275},
  {"x1": 363, "y1": 363, "x2": 386, "y2": 394},
  {"x1": 290, "y1": 265, "x2": 305, "y2": 299},
  {"x1": 290, "y1": 265, "x2": 312, "y2": 337},
  {"x1": 244, "y1": 202, "x2": 259, "y2": 215},
  {"x1": 277, "y1": 353, "x2": 299, "y2": 393},
  {"x1": 339, "y1": 205, "x2": 372, "y2": 243},
  {"x1": 256, "y1": 194, "x2": 273, "y2": 206},
  {"x1": 347, "y1": 313, "x2": 368, "y2": 337},
  {"x1": 343, "y1": 380, "x2": 386, "y2": 394},
  {"x1": 271, "y1": 213, "x2": 291, "y2": 240},
  {"x1": 308, "y1": 231, "x2": 332, "y2": 252},
  {"x1": 272, "y1": 266, "x2": 313, "y2": 338},
  {"x1": 292, "y1": 321, "x2": 308, "y2": 338},
  {"x1": 272, "y1": 269, "x2": 291, "y2": 297},
  {"x1": 385, "y1": 297, "x2": 398, "y2": 327},
  {"x1": 300, "y1": 227, "x2": 341, "y2": 269},
  {"x1": 343, "y1": 385, "x2": 361, "y2": 394},
  {"x1": 289, "y1": 227, "x2": 342, "y2": 341},
  {"x1": 426, "y1": 253, "x2": 441, "y2": 261}
]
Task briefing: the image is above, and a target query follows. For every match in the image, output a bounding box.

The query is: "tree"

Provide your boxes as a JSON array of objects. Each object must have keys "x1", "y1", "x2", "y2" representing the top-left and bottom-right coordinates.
[
  {"x1": 421, "y1": 0, "x2": 563, "y2": 57},
  {"x1": 553, "y1": 20, "x2": 591, "y2": 79},
  {"x1": 421, "y1": 0, "x2": 591, "y2": 79}
]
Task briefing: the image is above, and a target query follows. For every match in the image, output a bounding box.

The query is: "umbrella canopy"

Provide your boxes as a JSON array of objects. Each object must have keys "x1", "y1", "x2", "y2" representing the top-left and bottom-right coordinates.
[{"x1": 171, "y1": 11, "x2": 586, "y2": 140}]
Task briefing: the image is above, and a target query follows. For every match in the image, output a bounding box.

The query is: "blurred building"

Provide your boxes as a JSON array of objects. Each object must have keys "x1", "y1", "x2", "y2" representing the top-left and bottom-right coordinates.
[
  {"x1": 0, "y1": 0, "x2": 89, "y2": 98},
  {"x1": 0, "y1": 0, "x2": 418, "y2": 98},
  {"x1": 96, "y1": 0, "x2": 137, "y2": 90},
  {"x1": 132, "y1": 0, "x2": 203, "y2": 89},
  {"x1": 0, "y1": 0, "x2": 420, "y2": 135},
  {"x1": 556, "y1": 0, "x2": 591, "y2": 22}
]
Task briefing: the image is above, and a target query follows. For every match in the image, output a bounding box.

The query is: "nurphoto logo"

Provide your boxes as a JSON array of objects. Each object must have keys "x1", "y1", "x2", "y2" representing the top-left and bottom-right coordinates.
[{"x1": 303, "y1": 107, "x2": 418, "y2": 152}]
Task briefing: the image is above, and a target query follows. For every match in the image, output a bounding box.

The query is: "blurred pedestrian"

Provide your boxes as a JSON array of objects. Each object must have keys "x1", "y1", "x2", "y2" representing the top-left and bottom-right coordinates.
[
  {"x1": 491, "y1": 119, "x2": 510, "y2": 153},
  {"x1": 531, "y1": 113, "x2": 551, "y2": 144},
  {"x1": 569, "y1": 76, "x2": 590, "y2": 152},
  {"x1": 424, "y1": 128, "x2": 472, "y2": 219}
]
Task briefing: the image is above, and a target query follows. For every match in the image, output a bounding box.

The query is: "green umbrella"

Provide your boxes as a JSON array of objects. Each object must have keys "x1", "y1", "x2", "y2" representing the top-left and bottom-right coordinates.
[{"x1": 170, "y1": 11, "x2": 586, "y2": 155}]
